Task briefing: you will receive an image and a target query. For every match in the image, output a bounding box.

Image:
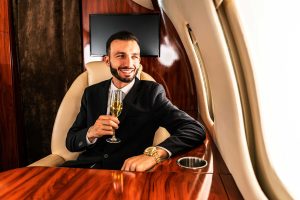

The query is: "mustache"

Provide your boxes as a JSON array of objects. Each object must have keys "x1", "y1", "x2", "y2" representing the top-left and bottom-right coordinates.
[{"x1": 118, "y1": 66, "x2": 136, "y2": 70}]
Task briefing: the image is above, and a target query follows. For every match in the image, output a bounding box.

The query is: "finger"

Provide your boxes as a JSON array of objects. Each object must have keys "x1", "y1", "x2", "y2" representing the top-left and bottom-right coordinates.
[
  {"x1": 130, "y1": 163, "x2": 137, "y2": 172},
  {"x1": 121, "y1": 160, "x2": 128, "y2": 171},
  {"x1": 98, "y1": 115, "x2": 120, "y2": 124},
  {"x1": 98, "y1": 115, "x2": 112, "y2": 120},
  {"x1": 96, "y1": 119, "x2": 119, "y2": 129},
  {"x1": 127, "y1": 155, "x2": 157, "y2": 172},
  {"x1": 98, "y1": 124, "x2": 114, "y2": 131},
  {"x1": 89, "y1": 128, "x2": 113, "y2": 138},
  {"x1": 121, "y1": 156, "x2": 141, "y2": 171},
  {"x1": 95, "y1": 129, "x2": 113, "y2": 135},
  {"x1": 122, "y1": 158, "x2": 136, "y2": 171}
]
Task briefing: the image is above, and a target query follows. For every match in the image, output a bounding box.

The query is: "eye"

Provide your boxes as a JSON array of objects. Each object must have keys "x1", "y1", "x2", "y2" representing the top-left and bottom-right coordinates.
[
  {"x1": 132, "y1": 55, "x2": 140, "y2": 60},
  {"x1": 116, "y1": 54, "x2": 124, "y2": 58}
]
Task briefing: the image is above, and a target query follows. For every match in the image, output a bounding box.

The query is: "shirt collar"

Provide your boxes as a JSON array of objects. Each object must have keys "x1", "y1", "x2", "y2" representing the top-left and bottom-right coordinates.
[{"x1": 110, "y1": 78, "x2": 135, "y2": 95}]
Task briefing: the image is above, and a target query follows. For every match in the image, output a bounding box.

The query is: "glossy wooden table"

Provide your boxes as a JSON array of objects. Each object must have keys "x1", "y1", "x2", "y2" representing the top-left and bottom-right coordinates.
[{"x1": 0, "y1": 137, "x2": 243, "y2": 199}]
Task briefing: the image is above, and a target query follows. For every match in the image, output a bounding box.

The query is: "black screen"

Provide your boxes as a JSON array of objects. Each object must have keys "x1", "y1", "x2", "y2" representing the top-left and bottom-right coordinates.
[{"x1": 90, "y1": 14, "x2": 160, "y2": 56}]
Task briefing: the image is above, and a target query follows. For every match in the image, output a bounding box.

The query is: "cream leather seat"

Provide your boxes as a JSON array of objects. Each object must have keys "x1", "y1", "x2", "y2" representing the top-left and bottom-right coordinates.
[{"x1": 29, "y1": 61, "x2": 170, "y2": 167}]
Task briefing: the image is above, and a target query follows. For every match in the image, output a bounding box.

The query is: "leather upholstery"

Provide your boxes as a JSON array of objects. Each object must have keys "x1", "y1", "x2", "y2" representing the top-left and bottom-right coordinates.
[{"x1": 29, "y1": 61, "x2": 170, "y2": 167}]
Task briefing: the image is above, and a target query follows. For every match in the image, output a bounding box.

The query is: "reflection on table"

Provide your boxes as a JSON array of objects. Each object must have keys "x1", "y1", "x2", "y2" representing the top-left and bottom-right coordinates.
[{"x1": 0, "y1": 136, "x2": 243, "y2": 199}]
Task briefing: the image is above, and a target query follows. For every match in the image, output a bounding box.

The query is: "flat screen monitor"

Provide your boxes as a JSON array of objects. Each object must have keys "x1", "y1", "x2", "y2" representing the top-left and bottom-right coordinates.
[{"x1": 90, "y1": 13, "x2": 160, "y2": 57}]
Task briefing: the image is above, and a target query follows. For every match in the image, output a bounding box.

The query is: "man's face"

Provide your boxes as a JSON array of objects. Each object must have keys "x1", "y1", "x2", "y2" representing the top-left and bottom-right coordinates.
[{"x1": 106, "y1": 39, "x2": 141, "y2": 83}]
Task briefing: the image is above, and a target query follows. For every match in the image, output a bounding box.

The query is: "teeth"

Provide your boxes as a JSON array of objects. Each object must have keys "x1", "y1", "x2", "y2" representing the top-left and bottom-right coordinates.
[{"x1": 120, "y1": 69, "x2": 134, "y2": 72}]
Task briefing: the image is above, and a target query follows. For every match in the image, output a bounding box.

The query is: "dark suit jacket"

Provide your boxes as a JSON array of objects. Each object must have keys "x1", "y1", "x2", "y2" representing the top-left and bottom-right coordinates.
[{"x1": 65, "y1": 78, "x2": 206, "y2": 169}]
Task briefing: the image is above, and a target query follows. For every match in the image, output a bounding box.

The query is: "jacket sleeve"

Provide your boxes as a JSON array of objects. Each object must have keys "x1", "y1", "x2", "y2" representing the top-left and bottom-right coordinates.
[
  {"x1": 152, "y1": 84, "x2": 206, "y2": 155},
  {"x1": 65, "y1": 89, "x2": 90, "y2": 152}
]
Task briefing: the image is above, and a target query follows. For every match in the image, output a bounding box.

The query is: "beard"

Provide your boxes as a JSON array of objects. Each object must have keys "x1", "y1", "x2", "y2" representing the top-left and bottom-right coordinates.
[{"x1": 109, "y1": 64, "x2": 138, "y2": 83}]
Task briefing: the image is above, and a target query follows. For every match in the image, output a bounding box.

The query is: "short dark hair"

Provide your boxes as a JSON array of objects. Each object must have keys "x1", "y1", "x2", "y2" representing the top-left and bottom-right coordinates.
[{"x1": 106, "y1": 31, "x2": 140, "y2": 55}]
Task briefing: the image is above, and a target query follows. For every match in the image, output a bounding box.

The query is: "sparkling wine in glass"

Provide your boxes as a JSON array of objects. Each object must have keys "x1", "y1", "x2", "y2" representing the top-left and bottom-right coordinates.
[{"x1": 106, "y1": 90, "x2": 123, "y2": 143}]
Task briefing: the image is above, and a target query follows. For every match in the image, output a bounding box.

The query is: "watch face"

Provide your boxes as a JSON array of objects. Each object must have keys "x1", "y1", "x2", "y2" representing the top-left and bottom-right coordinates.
[
  {"x1": 145, "y1": 147, "x2": 156, "y2": 156},
  {"x1": 149, "y1": 147, "x2": 156, "y2": 155}
]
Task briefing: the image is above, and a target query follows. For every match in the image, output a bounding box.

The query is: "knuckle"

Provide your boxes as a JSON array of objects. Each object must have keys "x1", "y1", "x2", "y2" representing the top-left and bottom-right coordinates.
[{"x1": 136, "y1": 166, "x2": 143, "y2": 172}]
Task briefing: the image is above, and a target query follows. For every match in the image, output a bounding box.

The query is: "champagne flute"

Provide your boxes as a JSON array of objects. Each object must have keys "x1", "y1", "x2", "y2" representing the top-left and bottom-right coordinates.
[{"x1": 106, "y1": 90, "x2": 123, "y2": 143}]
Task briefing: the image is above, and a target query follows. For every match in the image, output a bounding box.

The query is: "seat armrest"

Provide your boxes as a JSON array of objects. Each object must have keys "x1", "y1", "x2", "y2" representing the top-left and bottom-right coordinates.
[{"x1": 28, "y1": 154, "x2": 65, "y2": 167}]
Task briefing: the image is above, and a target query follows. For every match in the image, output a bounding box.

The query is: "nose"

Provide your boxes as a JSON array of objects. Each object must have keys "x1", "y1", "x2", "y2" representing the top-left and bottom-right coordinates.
[{"x1": 123, "y1": 56, "x2": 133, "y2": 67}]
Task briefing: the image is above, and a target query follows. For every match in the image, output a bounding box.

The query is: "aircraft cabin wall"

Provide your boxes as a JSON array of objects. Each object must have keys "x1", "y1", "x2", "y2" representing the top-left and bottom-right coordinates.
[{"x1": 147, "y1": 0, "x2": 268, "y2": 199}]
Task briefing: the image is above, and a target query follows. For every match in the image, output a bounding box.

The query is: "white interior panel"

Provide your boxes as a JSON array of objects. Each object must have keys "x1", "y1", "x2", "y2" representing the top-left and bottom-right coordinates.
[{"x1": 158, "y1": 0, "x2": 267, "y2": 199}]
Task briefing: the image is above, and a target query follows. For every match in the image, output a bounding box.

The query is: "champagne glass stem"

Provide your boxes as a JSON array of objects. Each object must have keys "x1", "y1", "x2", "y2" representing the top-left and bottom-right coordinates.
[{"x1": 111, "y1": 129, "x2": 117, "y2": 142}]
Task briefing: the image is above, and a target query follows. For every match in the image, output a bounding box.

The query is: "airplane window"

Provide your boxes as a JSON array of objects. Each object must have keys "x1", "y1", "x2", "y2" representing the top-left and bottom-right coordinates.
[
  {"x1": 235, "y1": 0, "x2": 300, "y2": 198},
  {"x1": 187, "y1": 24, "x2": 214, "y2": 121}
]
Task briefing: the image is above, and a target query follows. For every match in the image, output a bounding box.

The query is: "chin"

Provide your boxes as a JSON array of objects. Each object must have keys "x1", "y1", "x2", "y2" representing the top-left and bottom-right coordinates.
[{"x1": 124, "y1": 77, "x2": 135, "y2": 82}]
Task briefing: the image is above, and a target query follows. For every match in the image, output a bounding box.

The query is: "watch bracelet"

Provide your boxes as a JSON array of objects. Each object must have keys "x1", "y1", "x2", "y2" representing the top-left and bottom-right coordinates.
[
  {"x1": 144, "y1": 147, "x2": 162, "y2": 164},
  {"x1": 152, "y1": 151, "x2": 161, "y2": 164}
]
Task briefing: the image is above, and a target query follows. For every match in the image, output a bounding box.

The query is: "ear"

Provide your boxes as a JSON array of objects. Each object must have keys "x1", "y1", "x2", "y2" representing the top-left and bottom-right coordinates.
[{"x1": 103, "y1": 56, "x2": 110, "y2": 65}]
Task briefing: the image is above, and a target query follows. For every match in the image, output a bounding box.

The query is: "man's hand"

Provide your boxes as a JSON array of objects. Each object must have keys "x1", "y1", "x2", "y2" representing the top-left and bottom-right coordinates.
[
  {"x1": 121, "y1": 148, "x2": 168, "y2": 172},
  {"x1": 87, "y1": 115, "x2": 119, "y2": 142},
  {"x1": 121, "y1": 154, "x2": 157, "y2": 172}
]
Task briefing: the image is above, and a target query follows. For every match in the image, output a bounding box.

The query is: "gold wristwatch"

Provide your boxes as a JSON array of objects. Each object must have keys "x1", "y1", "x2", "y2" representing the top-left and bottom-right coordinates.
[{"x1": 144, "y1": 146, "x2": 162, "y2": 164}]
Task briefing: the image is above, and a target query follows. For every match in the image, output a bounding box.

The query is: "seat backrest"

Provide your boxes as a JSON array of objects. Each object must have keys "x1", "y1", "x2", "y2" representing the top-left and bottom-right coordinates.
[{"x1": 51, "y1": 61, "x2": 170, "y2": 161}]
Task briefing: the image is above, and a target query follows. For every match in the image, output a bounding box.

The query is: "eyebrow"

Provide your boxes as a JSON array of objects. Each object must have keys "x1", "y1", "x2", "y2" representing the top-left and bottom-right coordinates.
[{"x1": 114, "y1": 52, "x2": 140, "y2": 56}]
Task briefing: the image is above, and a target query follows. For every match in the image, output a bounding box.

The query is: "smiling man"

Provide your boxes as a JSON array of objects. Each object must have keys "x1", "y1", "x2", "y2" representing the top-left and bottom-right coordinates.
[
  {"x1": 106, "y1": 39, "x2": 140, "y2": 85},
  {"x1": 63, "y1": 31, "x2": 206, "y2": 171}
]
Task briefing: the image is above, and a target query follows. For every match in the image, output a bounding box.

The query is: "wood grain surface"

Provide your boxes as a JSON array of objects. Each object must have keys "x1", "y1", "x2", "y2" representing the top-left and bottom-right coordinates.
[
  {"x1": 0, "y1": 167, "x2": 228, "y2": 200},
  {"x1": 0, "y1": 133, "x2": 243, "y2": 199}
]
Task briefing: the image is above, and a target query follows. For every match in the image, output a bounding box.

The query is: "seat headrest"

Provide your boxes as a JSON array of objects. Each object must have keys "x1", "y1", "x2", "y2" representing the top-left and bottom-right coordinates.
[{"x1": 85, "y1": 61, "x2": 142, "y2": 86}]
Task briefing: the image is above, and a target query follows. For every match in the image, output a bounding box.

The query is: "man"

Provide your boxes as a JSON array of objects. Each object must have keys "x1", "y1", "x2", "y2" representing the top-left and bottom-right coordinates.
[{"x1": 64, "y1": 31, "x2": 206, "y2": 171}]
